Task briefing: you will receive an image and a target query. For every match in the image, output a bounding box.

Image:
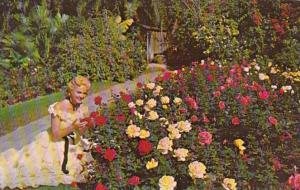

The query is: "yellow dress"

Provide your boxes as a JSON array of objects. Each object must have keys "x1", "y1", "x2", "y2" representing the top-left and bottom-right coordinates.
[{"x1": 0, "y1": 102, "x2": 93, "y2": 189}]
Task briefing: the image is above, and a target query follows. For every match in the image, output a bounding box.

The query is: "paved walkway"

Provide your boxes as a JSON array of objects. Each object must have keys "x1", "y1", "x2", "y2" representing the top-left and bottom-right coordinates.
[{"x1": 0, "y1": 64, "x2": 166, "y2": 153}]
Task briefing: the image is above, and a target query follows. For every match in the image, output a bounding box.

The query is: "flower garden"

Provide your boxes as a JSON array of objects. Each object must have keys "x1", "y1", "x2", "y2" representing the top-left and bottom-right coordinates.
[
  {"x1": 0, "y1": 0, "x2": 299, "y2": 189},
  {"x1": 82, "y1": 59, "x2": 300, "y2": 190}
]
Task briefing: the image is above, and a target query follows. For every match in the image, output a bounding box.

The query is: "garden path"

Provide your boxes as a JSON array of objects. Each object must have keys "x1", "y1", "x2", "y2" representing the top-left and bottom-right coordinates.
[{"x1": 0, "y1": 64, "x2": 167, "y2": 153}]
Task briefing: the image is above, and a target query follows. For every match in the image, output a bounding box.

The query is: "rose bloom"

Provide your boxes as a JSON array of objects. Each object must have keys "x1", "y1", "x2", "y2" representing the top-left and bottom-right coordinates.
[
  {"x1": 162, "y1": 105, "x2": 168, "y2": 110},
  {"x1": 139, "y1": 129, "x2": 150, "y2": 139},
  {"x1": 126, "y1": 124, "x2": 140, "y2": 138},
  {"x1": 128, "y1": 176, "x2": 140, "y2": 186},
  {"x1": 121, "y1": 92, "x2": 132, "y2": 103},
  {"x1": 161, "y1": 96, "x2": 170, "y2": 104},
  {"x1": 138, "y1": 140, "x2": 153, "y2": 156},
  {"x1": 198, "y1": 131, "x2": 213, "y2": 145},
  {"x1": 173, "y1": 97, "x2": 182, "y2": 105},
  {"x1": 231, "y1": 117, "x2": 240, "y2": 125},
  {"x1": 159, "y1": 176, "x2": 177, "y2": 190},
  {"x1": 94, "y1": 96, "x2": 102, "y2": 105},
  {"x1": 222, "y1": 178, "x2": 237, "y2": 190},
  {"x1": 173, "y1": 148, "x2": 189, "y2": 161},
  {"x1": 203, "y1": 116, "x2": 210, "y2": 123},
  {"x1": 218, "y1": 101, "x2": 225, "y2": 110},
  {"x1": 190, "y1": 115, "x2": 198, "y2": 123},
  {"x1": 188, "y1": 161, "x2": 207, "y2": 179},
  {"x1": 177, "y1": 120, "x2": 192, "y2": 133},
  {"x1": 146, "y1": 82, "x2": 155, "y2": 90},
  {"x1": 213, "y1": 91, "x2": 221, "y2": 97},
  {"x1": 167, "y1": 124, "x2": 181, "y2": 140},
  {"x1": 128, "y1": 102, "x2": 136, "y2": 109},
  {"x1": 146, "y1": 158, "x2": 158, "y2": 170},
  {"x1": 136, "y1": 82, "x2": 143, "y2": 88},
  {"x1": 116, "y1": 114, "x2": 126, "y2": 123},
  {"x1": 95, "y1": 115, "x2": 107, "y2": 126},
  {"x1": 103, "y1": 148, "x2": 117, "y2": 161},
  {"x1": 157, "y1": 137, "x2": 173, "y2": 154},
  {"x1": 268, "y1": 116, "x2": 278, "y2": 126},
  {"x1": 135, "y1": 99, "x2": 144, "y2": 106},
  {"x1": 288, "y1": 173, "x2": 300, "y2": 190},
  {"x1": 146, "y1": 98, "x2": 157, "y2": 109},
  {"x1": 148, "y1": 111, "x2": 159, "y2": 120},
  {"x1": 258, "y1": 90, "x2": 269, "y2": 100},
  {"x1": 95, "y1": 183, "x2": 108, "y2": 190},
  {"x1": 239, "y1": 96, "x2": 251, "y2": 106},
  {"x1": 153, "y1": 85, "x2": 163, "y2": 96}
]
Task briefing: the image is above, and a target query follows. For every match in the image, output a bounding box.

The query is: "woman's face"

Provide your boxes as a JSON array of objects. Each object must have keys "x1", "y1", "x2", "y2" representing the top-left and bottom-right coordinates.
[{"x1": 69, "y1": 85, "x2": 89, "y2": 105}]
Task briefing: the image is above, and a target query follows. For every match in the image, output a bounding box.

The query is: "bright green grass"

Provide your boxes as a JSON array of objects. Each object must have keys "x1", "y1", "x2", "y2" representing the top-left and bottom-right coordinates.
[{"x1": 0, "y1": 66, "x2": 165, "y2": 136}]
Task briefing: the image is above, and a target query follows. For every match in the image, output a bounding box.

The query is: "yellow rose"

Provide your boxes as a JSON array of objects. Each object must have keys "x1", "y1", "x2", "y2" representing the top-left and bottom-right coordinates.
[
  {"x1": 162, "y1": 105, "x2": 168, "y2": 110},
  {"x1": 222, "y1": 178, "x2": 237, "y2": 190},
  {"x1": 159, "y1": 175, "x2": 177, "y2": 190},
  {"x1": 135, "y1": 99, "x2": 144, "y2": 106},
  {"x1": 115, "y1": 15, "x2": 122, "y2": 24},
  {"x1": 173, "y1": 97, "x2": 182, "y2": 105},
  {"x1": 126, "y1": 124, "x2": 140, "y2": 138},
  {"x1": 177, "y1": 120, "x2": 192, "y2": 133},
  {"x1": 167, "y1": 124, "x2": 181, "y2": 140},
  {"x1": 161, "y1": 96, "x2": 170, "y2": 104},
  {"x1": 146, "y1": 82, "x2": 155, "y2": 90},
  {"x1": 139, "y1": 129, "x2": 150, "y2": 139},
  {"x1": 188, "y1": 161, "x2": 207, "y2": 179},
  {"x1": 146, "y1": 158, "x2": 158, "y2": 170},
  {"x1": 146, "y1": 98, "x2": 157, "y2": 109},
  {"x1": 173, "y1": 148, "x2": 189, "y2": 161},
  {"x1": 157, "y1": 137, "x2": 173, "y2": 154},
  {"x1": 233, "y1": 139, "x2": 244, "y2": 148},
  {"x1": 148, "y1": 111, "x2": 159, "y2": 121}
]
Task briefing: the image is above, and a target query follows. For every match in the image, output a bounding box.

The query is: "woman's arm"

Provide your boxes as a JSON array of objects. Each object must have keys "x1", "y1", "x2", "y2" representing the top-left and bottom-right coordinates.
[{"x1": 51, "y1": 115, "x2": 78, "y2": 141}]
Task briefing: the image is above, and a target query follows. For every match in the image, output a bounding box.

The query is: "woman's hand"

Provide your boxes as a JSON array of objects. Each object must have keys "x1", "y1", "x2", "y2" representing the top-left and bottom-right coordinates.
[{"x1": 73, "y1": 119, "x2": 88, "y2": 134}]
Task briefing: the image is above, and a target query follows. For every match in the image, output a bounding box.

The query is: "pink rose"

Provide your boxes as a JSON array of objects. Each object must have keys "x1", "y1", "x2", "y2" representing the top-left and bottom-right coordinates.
[
  {"x1": 268, "y1": 116, "x2": 278, "y2": 126},
  {"x1": 198, "y1": 131, "x2": 213, "y2": 145},
  {"x1": 231, "y1": 116, "x2": 240, "y2": 125},
  {"x1": 288, "y1": 173, "x2": 300, "y2": 190},
  {"x1": 218, "y1": 101, "x2": 225, "y2": 110}
]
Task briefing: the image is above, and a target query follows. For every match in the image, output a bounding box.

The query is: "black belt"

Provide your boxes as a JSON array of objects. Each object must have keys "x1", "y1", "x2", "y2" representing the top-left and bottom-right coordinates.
[{"x1": 61, "y1": 132, "x2": 75, "y2": 174}]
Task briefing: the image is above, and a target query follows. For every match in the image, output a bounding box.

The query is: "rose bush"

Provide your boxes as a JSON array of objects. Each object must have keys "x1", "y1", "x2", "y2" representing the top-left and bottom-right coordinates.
[{"x1": 85, "y1": 59, "x2": 299, "y2": 189}]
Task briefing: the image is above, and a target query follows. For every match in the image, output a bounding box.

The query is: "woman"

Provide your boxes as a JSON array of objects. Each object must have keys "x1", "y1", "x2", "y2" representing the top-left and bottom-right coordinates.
[{"x1": 0, "y1": 76, "x2": 94, "y2": 189}]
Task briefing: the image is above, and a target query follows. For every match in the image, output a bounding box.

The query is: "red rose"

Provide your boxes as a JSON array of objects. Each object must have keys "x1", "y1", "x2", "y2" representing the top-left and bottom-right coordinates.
[
  {"x1": 70, "y1": 182, "x2": 78, "y2": 188},
  {"x1": 272, "y1": 157, "x2": 282, "y2": 171},
  {"x1": 268, "y1": 116, "x2": 278, "y2": 126},
  {"x1": 128, "y1": 176, "x2": 140, "y2": 186},
  {"x1": 96, "y1": 183, "x2": 108, "y2": 190},
  {"x1": 190, "y1": 115, "x2": 198, "y2": 123},
  {"x1": 138, "y1": 140, "x2": 153, "y2": 156},
  {"x1": 95, "y1": 115, "x2": 107, "y2": 126},
  {"x1": 207, "y1": 74, "x2": 214, "y2": 82},
  {"x1": 185, "y1": 96, "x2": 198, "y2": 110},
  {"x1": 103, "y1": 148, "x2": 117, "y2": 161},
  {"x1": 179, "y1": 108, "x2": 187, "y2": 113},
  {"x1": 120, "y1": 92, "x2": 132, "y2": 103},
  {"x1": 203, "y1": 116, "x2": 210, "y2": 124},
  {"x1": 94, "y1": 96, "x2": 102, "y2": 105},
  {"x1": 95, "y1": 145, "x2": 102, "y2": 154},
  {"x1": 213, "y1": 91, "x2": 221, "y2": 97},
  {"x1": 116, "y1": 114, "x2": 126, "y2": 123},
  {"x1": 136, "y1": 82, "x2": 143, "y2": 88},
  {"x1": 90, "y1": 111, "x2": 99, "y2": 118},
  {"x1": 279, "y1": 131, "x2": 292, "y2": 142},
  {"x1": 218, "y1": 101, "x2": 225, "y2": 110},
  {"x1": 231, "y1": 116, "x2": 240, "y2": 125},
  {"x1": 240, "y1": 96, "x2": 251, "y2": 106},
  {"x1": 279, "y1": 88, "x2": 284, "y2": 95}
]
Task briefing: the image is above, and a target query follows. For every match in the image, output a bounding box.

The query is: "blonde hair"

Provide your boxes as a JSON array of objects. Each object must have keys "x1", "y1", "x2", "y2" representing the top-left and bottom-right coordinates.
[{"x1": 66, "y1": 76, "x2": 91, "y2": 96}]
